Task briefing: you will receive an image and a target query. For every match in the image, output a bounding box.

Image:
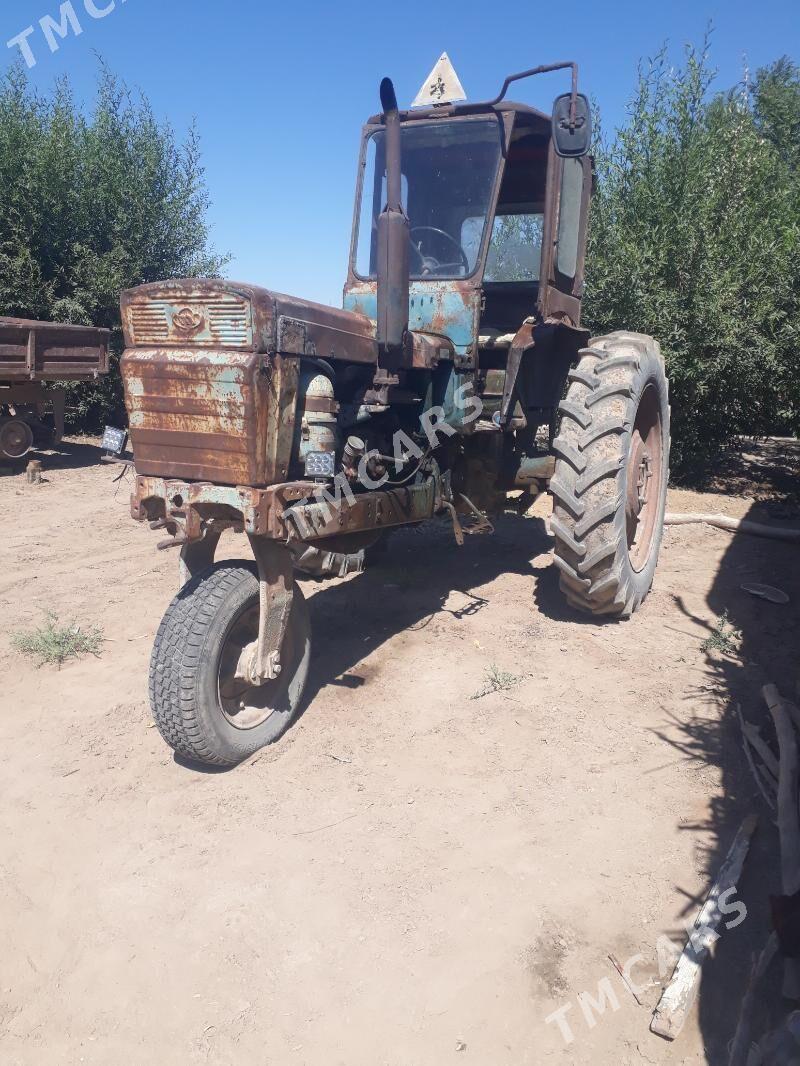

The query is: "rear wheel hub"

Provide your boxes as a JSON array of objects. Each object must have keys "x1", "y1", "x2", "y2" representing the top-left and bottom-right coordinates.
[{"x1": 625, "y1": 385, "x2": 663, "y2": 572}]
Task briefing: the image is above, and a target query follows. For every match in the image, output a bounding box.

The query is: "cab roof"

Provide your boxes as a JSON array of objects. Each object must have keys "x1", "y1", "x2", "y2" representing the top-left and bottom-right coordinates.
[{"x1": 365, "y1": 100, "x2": 552, "y2": 133}]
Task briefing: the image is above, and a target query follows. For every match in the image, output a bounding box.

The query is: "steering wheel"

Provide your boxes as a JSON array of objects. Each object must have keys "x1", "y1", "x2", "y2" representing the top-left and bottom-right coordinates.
[{"x1": 410, "y1": 226, "x2": 470, "y2": 276}]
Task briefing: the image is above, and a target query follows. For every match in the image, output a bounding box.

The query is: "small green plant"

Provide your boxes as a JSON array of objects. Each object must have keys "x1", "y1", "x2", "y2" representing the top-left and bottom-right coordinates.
[
  {"x1": 11, "y1": 611, "x2": 104, "y2": 666},
  {"x1": 701, "y1": 611, "x2": 742, "y2": 656},
  {"x1": 471, "y1": 663, "x2": 522, "y2": 700}
]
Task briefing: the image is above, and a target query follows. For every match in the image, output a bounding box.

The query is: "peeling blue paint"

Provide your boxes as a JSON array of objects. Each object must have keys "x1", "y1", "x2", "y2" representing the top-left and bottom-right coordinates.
[
  {"x1": 427, "y1": 364, "x2": 477, "y2": 431},
  {"x1": 343, "y1": 281, "x2": 477, "y2": 354}
]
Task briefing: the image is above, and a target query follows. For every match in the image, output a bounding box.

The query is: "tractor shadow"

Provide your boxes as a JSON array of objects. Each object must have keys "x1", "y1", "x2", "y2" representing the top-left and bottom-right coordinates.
[
  {"x1": 302, "y1": 512, "x2": 558, "y2": 706},
  {"x1": 301, "y1": 491, "x2": 625, "y2": 715}
]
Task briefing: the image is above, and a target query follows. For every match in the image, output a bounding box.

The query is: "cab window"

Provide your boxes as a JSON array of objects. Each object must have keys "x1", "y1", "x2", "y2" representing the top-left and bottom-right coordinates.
[
  {"x1": 484, "y1": 212, "x2": 543, "y2": 282},
  {"x1": 354, "y1": 118, "x2": 503, "y2": 280}
]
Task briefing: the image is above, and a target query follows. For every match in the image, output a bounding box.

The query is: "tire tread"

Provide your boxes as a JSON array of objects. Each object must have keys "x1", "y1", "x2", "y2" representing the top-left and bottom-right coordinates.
[{"x1": 549, "y1": 331, "x2": 670, "y2": 619}]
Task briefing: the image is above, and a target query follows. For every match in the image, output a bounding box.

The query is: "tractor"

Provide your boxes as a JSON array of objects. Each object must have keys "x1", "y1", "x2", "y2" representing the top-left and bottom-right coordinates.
[{"x1": 120, "y1": 59, "x2": 670, "y2": 767}]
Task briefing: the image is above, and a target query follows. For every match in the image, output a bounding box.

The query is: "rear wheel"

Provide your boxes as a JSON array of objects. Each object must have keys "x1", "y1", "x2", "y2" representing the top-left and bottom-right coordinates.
[
  {"x1": 549, "y1": 332, "x2": 670, "y2": 617},
  {"x1": 150, "y1": 561, "x2": 310, "y2": 766}
]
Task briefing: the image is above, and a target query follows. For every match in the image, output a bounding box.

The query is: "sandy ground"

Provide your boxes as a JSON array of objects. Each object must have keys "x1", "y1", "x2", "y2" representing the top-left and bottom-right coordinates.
[{"x1": 1, "y1": 438, "x2": 798, "y2": 1065}]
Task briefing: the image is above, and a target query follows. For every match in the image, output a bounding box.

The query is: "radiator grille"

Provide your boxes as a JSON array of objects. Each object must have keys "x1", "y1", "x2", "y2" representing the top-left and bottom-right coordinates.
[
  {"x1": 128, "y1": 291, "x2": 252, "y2": 348},
  {"x1": 129, "y1": 305, "x2": 169, "y2": 342}
]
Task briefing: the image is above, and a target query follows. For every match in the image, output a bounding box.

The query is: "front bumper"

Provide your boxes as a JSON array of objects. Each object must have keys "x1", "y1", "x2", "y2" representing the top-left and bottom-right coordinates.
[{"x1": 132, "y1": 473, "x2": 441, "y2": 544}]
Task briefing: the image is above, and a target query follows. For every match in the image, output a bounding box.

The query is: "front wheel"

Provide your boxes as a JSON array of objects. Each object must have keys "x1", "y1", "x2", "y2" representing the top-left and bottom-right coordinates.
[
  {"x1": 149, "y1": 562, "x2": 311, "y2": 766},
  {"x1": 549, "y1": 331, "x2": 670, "y2": 618}
]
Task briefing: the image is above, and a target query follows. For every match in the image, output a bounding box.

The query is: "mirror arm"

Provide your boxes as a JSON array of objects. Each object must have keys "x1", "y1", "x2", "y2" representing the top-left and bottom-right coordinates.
[{"x1": 485, "y1": 61, "x2": 579, "y2": 128}]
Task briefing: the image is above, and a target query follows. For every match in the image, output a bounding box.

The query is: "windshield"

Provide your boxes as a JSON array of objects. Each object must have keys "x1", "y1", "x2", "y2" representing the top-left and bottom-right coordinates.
[{"x1": 354, "y1": 118, "x2": 503, "y2": 280}]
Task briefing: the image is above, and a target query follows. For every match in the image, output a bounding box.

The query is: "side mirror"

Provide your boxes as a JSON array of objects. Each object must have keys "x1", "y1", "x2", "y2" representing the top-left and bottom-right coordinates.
[{"x1": 552, "y1": 92, "x2": 592, "y2": 157}]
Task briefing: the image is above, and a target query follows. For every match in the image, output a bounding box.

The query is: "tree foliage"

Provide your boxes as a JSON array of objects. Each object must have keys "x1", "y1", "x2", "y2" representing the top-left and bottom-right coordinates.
[
  {"x1": 0, "y1": 63, "x2": 227, "y2": 428},
  {"x1": 584, "y1": 43, "x2": 800, "y2": 476}
]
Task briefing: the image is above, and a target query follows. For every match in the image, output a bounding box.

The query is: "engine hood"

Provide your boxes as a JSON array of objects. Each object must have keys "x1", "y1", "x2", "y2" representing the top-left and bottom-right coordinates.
[
  {"x1": 121, "y1": 279, "x2": 455, "y2": 369},
  {"x1": 121, "y1": 279, "x2": 380, "y2": 365}
]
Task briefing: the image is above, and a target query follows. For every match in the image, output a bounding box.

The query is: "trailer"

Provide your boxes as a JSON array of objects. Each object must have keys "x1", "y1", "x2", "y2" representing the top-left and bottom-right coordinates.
[{"x1": 0, "y1": 317, "x2": 110, "y2": 460}]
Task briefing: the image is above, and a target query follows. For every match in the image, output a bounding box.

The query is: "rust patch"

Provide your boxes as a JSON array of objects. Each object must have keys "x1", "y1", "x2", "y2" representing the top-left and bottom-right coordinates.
[{"x1": 122, "y1": 348, "x2": 296, "y2": 488}]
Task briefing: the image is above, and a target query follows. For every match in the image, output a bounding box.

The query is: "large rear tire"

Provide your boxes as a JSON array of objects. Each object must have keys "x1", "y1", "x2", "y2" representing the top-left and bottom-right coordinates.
[
  {"x1": 149, "y1": 561, "x2": 310, "y2": 766},
  {"x1": 549, "y1": 332, "x2": 670, "y2": 618}
]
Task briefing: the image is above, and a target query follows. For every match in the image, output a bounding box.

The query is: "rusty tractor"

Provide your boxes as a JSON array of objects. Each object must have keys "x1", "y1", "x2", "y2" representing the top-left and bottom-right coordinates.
[
  {"x1": 120, "y1": 61, "x2": 670, "y2": 766},
  {"x1": 0, "y1": 317, "x2": 109, "y2": 461}
]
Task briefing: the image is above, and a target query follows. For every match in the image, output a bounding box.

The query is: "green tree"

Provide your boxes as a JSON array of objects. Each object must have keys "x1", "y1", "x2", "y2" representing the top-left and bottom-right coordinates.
[
  {"x1": 753, "y1": 56, "x2": 800, "y2": 170},
  {"x1": 584, "y1": 43, "x2": 800, "y2": 475},
  {"x1": 0, "y1": 62, "x2": 228, "y2": 429}
]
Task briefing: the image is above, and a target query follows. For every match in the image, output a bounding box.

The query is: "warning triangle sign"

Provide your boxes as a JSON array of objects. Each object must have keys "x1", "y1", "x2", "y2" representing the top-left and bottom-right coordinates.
[{"x1": 411, "y1": 53, "x2": 467, "y2": 108}]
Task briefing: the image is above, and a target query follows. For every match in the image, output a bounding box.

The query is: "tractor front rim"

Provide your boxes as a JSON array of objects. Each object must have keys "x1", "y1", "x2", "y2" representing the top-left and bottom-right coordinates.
[
  {"x1": 216, "y1": 602, "x2": 294, "y2": 730},
  {"x1": 625, "y1": 383, "x2": 663, "y2": 573}
]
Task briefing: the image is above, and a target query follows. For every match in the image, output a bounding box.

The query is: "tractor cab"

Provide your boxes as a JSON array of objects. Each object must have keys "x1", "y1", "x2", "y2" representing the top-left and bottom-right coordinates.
[{"x1": 344, "y1": 59, "x2": 593, "y2": 365}]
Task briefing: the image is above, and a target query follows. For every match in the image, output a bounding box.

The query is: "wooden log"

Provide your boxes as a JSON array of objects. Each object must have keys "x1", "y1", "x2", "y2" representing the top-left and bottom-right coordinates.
[
  {"x1": 767, "y1": 690, "x2": 800, "y2": 738},
  {"x1": 728, "y1": 934, "x2": 779, "y2": 1066},
  {"x1": 751, "y1": 1010, "x2": 800, "y2": 1064},
  {"x1": 664, "y1": 513, "x2": 800, "y2": 543},
  {"x1": 763, "y1": 685, "x2": 800, "y2": 998},
  {"x1": 736, "y1": 704, "x2": 777, "y2": 810},
  {"x1": 650, "y1": 815, "x2": 758, "y2": 1039},
  {"x1": 741, "y1": 721, "x2": 780, "y2": 781}
]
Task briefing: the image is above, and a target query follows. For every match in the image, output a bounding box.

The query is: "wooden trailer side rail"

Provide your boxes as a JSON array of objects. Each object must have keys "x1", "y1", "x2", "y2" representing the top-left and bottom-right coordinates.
[{"x1": 0, "y1": 317, "x2": 110, "y2": 382}]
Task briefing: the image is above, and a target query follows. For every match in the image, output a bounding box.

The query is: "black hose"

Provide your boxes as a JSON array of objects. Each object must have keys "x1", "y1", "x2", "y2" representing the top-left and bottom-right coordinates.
[
  {"x1": 300, "y1": 356, "x2": 336, "y2": 381},
  {"x1": 383, "y1": 447, "x2": 432, "y2": 486}
]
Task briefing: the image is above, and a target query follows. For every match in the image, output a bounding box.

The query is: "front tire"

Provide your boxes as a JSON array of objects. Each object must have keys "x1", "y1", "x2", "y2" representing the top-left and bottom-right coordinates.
[
  {"x1": 150, "y1": 562, "x2": 310, "y2": 766},
  {"x1": 549, "y1": 332, "x2": 670, "y2": 618}
]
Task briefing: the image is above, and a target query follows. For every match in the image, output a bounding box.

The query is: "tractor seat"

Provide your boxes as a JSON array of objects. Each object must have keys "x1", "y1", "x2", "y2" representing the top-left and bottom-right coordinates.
[{"x1": 478, "y1": 328, "x2": 515, "y2": 348}]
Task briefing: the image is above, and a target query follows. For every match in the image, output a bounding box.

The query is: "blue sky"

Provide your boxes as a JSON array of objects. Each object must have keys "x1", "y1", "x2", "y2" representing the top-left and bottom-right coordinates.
[{"x1": 3, "y1": 0, "x2": 798, "y2": 305}]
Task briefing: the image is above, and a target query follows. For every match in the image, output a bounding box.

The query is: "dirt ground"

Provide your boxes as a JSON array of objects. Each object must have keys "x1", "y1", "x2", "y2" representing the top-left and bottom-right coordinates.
[{"x1": 1, "y1": 438, "x2": 798, "y2": 1066}]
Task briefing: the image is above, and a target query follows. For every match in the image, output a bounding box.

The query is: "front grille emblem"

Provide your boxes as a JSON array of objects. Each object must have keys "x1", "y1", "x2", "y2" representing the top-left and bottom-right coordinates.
[{"x1": 172, "y1": 307, "x2": 205, "y2": 336}]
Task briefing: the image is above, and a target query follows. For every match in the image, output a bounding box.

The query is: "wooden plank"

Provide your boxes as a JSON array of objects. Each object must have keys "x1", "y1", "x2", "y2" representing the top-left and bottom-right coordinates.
[
  {"x1": 26, "y1": 327, "x2": 36, "y2": 378},
  {"x1": 0, "y1": 316, "x2": 109, "y2": 382},
  {"x1": 650, "y1": 815, "x2": 758, "y2": 1040}
]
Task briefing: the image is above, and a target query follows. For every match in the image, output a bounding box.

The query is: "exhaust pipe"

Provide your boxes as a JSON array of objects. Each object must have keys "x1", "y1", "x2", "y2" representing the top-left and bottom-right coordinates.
[{"x1": 376, "y1": 77, "x2": 409, "y2": 370}]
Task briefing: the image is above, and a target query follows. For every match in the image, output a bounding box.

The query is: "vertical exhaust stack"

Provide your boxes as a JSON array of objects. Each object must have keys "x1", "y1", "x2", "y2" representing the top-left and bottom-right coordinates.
[{"x1": 376, "y1": 77, "x2": 409, "y2": 371}]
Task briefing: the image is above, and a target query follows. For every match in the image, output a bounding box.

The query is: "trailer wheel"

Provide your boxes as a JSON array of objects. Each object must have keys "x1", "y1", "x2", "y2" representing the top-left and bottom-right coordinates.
[
  {"x1": 150, "y1": 562, "x2": 311, "y2": 766},
  {"x1": 0, "y1": 417, "x2": 34, "y2": 460},
  {"x1": 549, "y1": 332, "x2": 670, "y2": 618}
]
